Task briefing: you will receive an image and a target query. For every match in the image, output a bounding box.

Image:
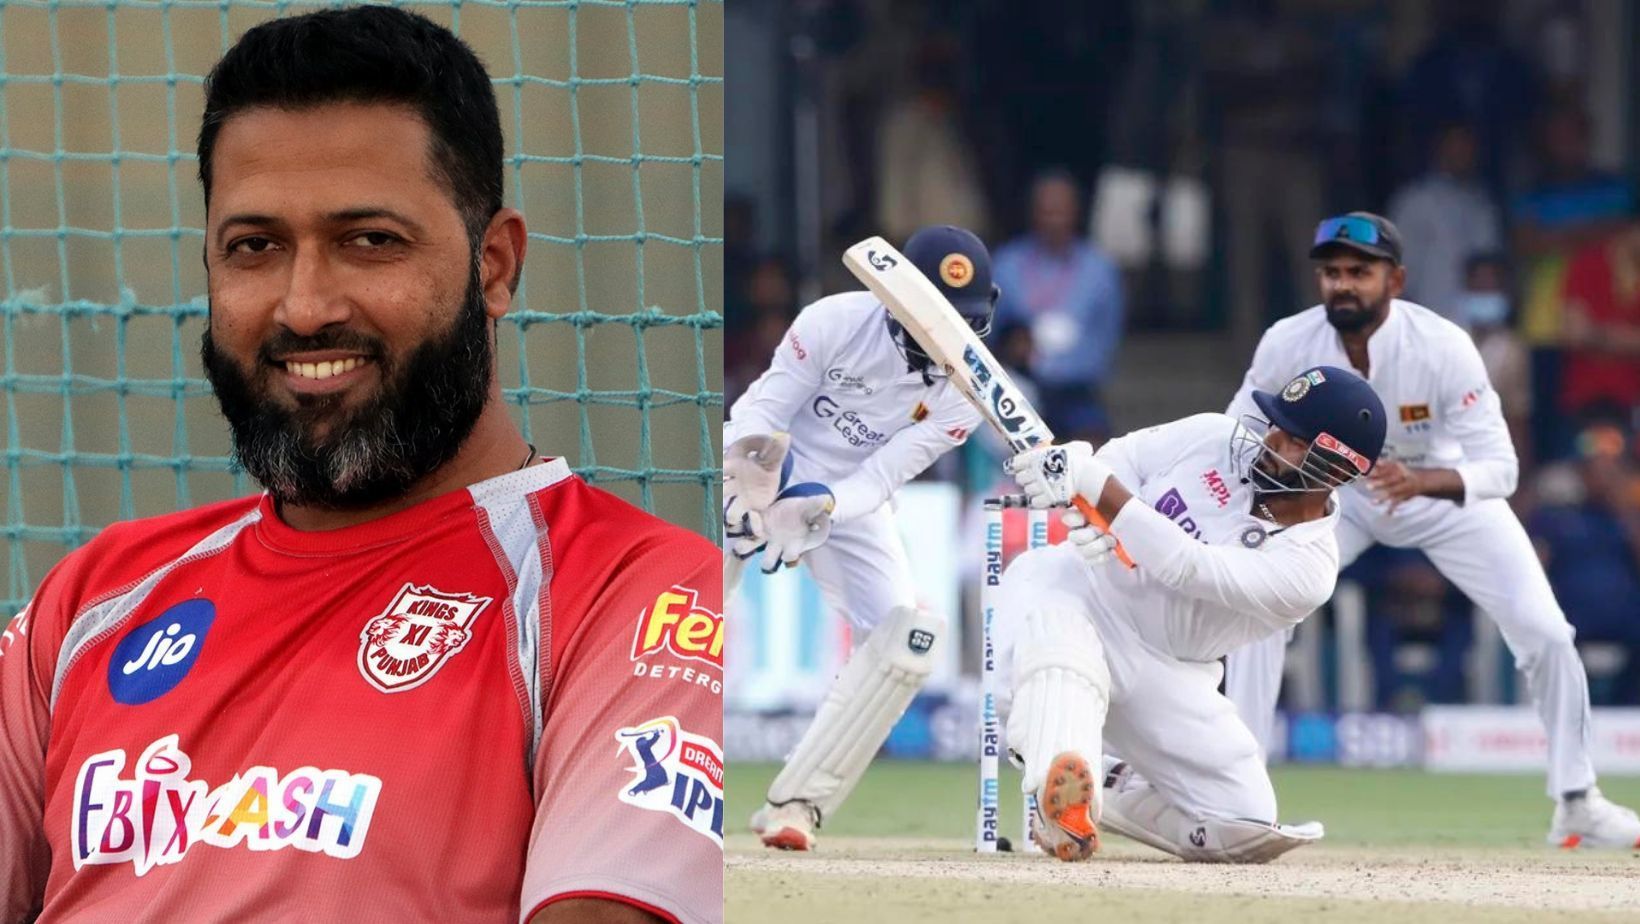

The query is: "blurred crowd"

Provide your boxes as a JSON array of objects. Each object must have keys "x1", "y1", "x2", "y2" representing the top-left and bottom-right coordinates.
[{"x1": 726, "y1": 0, "x2": 1640, "y2": 708}]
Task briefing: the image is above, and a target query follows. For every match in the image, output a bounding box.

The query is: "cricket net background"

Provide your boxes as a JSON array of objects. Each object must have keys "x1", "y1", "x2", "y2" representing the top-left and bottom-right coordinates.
[{"x1": 2, "y1": 0, "x2": 724, "y2": 615}]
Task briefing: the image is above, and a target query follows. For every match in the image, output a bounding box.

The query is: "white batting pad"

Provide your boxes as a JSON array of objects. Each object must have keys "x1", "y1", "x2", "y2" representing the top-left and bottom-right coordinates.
[{"x1": 765, "y1": 605, "x2": 944, "y2": 821}]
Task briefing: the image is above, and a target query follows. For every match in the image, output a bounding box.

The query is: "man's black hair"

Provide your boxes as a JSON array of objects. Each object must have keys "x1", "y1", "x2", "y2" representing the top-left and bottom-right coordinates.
[{"x1": 198, "y1": 6, "x2": 503, "y2": 243}]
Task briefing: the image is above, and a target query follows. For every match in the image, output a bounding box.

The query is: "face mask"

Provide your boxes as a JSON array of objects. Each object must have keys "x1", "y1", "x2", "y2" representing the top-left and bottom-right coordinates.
[{"x1": 1461, "y1": 292, "x2": 1509, "y2": 326}]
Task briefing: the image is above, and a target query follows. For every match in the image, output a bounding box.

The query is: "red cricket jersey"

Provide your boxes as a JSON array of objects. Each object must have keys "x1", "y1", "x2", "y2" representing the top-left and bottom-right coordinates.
[{"x1": 0, "y1": 460, "x2": 723, "y2": 924}]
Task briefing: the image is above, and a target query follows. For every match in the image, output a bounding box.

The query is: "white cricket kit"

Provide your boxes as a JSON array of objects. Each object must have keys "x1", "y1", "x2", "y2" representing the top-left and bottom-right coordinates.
[
  {"x1": 726, "y1": 290, "x2": 981, "y2": 628},
  {"x1": 996, "y1": 413, "x2": 1341, "y2": 825},
  {"x1": 1224, "y1": 300, "x2": 1594, "y2": 798}
]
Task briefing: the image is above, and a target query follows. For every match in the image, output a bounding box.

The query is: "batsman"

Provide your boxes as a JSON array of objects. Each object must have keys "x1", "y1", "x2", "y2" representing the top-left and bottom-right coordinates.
[
  {"x1": 994, "y1": 367, "x2": 1386, "y2": 862},
  {"x1": 722, "y1": 226, "x2": 989, "y2": 850}
]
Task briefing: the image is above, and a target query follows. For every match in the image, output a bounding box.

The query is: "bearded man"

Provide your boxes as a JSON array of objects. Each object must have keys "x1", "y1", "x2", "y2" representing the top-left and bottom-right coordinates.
[
  {"x1": 1224, "y1": 212, "x2": 1640, "y2": 850},
  {"x1": 0, "y1": 9, "x2": 720, "y2": 924}
]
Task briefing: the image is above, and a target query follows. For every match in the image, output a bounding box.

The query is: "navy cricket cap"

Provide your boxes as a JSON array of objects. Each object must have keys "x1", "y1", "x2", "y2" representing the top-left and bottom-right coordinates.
[
  {"x1": 903, "y1": 225, "x2": 998, "y2": 326},
  {"x1": 1252, "y1": 365, "x2": 1386, "y2": 477},
  {"x1": 1309, "y1": 212, "x2": 1403, "y2": 265}
]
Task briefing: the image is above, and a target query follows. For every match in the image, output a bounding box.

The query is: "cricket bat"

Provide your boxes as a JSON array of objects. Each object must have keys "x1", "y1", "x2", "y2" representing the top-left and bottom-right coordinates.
[{"x1": 842, "y1": 236, "x2": 1135, "y2": 569}]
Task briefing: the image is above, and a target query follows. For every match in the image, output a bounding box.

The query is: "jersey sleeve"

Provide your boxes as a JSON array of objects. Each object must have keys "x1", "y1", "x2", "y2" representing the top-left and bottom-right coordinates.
[
  {"x1": 1226, "y1": 327, "x2": 1291, "y2": 423},
  {"x1": 723, "y1": 302, "x2": 828, "y2": 446},
  {"x1": 520, "y1": 537, "x2": 721, "y2": 924},
  {"x1": 1108, "y1": 501, "x2": 1339, "y2": 632},
  {"x1": 1094, "y1": 413, "x2": 1224, "y2": 489},
  {"x1": 829, "y1": 393, "x2": 980, "y2": 523},
  {"x1": 1438, "y1": 331, "x2": 1519, "y2": 504},
  {"x1": 1, "y1": 564, "x2": 78, "y2": 923}
]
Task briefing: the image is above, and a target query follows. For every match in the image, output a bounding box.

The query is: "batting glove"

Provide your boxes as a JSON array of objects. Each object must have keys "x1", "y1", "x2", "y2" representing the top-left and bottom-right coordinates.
[
  {"x1": 1005, "y1": 442, "x2": 1113, "y2": 510},
  {"x1": 724, "y1": 432, "x2": 792, "y2": 537},
  {"x1": 1061, "y1": 508, "x2": 1119, "y2": 566},
  {"x1": 759, "y1": 482, "x2": 835, "y2": 574}
]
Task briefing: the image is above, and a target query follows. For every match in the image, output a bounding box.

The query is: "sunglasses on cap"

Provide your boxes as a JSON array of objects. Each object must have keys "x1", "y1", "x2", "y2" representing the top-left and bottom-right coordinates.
[{"x1": 1313, "y1": 215, "x2": 1384, "y2": 249}]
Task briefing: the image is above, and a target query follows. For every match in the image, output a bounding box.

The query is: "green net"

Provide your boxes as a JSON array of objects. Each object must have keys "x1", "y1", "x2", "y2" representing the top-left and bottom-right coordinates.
[{"x1": 2, "y1": 0, "x2": 724, "y2": 616}]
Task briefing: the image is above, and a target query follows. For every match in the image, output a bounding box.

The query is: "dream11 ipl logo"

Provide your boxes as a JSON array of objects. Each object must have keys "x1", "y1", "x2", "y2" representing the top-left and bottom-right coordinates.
[{"x1": 613, "y1": 716, "x2": 724, "y2": 846}]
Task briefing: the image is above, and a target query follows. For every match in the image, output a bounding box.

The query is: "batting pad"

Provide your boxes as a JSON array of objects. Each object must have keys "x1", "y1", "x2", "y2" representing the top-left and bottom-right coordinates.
[
  {"x1": 1100, "y1": 762, "x2": 1323, "y2": 863},
  {"x1": 1006, "y1": 604, "x2": 1111, "y2": 798},
  {"x1": 766, "y1": 605, "x2": 944, "y2": 821}
]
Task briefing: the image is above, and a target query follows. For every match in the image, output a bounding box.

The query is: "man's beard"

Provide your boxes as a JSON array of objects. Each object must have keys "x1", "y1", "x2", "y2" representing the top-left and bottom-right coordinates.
[
  {"x1": 1323, "y1": 291, "x2": 1386, "y2": 333},
  {"x1": 1251, "y1": 451, "x2": 1308, "y2": 491},
  {"x1": 201, "y1": 264, "x2": 492, "y2": 510}
]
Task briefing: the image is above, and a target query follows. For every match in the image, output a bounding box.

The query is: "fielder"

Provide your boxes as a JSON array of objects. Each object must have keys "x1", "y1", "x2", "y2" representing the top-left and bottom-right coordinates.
[
  {"x1": 1224, "y1": 212, "x2": 1640, "y2": 848},
  {"x1": 722, "y1": 225, "x2": 988, "y2": 850},
  {"x1": 996, "y1": 366, "x2": 1386, "y2": 862}
]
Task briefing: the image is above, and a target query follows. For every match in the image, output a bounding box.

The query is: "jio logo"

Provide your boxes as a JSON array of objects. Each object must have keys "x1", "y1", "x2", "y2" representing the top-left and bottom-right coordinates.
[{"x1": 107, "y1": 598, "x2": 215, "y2": 705}]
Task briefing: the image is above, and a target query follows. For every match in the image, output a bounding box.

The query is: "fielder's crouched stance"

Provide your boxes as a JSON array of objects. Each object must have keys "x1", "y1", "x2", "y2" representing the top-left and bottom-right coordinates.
[
  {"x1": 722, "y1": 226, "x2": 991, "y2": 850},
  {"x1": 994, "y1": 366, "x2": 1386, "y2": 862}
]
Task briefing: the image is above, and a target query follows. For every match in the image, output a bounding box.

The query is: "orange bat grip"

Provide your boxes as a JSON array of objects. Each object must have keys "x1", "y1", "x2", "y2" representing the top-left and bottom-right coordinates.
[{"x1": 1072, "y1": 495, "x2": 1136, "y2": 570}]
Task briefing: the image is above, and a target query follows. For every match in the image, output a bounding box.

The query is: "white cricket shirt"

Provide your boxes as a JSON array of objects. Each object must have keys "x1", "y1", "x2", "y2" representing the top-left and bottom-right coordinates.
[
  {"x1": 1090, "y1": 413, "x2": 1342, "y2": 662},
  {"x1": 725, "y1": 291, "x2": 982, "y2": 523},
  {"x1": 1226, "y1": 299, "x2": 1518, "y2": 508}
]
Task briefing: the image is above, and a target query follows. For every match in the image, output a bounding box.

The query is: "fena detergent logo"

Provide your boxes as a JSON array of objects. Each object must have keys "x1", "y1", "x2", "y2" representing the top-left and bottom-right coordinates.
[
  {"x1": 72, "y1": 735, "x2": 381, "y2": 876},
  {"x1": 614, "y1": 716, "x2": 724, "y2": 846},
  {"x1": 631, "y1": 585, "x2": 722, "y2": 669}
]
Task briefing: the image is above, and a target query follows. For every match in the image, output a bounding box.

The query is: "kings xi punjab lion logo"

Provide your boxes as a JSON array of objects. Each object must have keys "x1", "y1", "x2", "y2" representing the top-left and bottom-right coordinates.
[{"x1": 357, "y1": 583, "x2": 493, "y2": 693}]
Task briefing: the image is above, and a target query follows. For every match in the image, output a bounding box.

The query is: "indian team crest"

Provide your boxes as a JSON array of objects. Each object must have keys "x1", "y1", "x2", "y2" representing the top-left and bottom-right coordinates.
[
  {"x1": 357, "y1": 583, "x2": 493, "y2": 693},
  {"x1": 1282, "y1": 368, "x2": 1327, "y2": 401}
]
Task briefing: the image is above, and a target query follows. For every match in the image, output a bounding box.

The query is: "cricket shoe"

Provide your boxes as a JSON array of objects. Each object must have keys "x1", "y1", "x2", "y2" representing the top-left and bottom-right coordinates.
[
  {"x1": 750, "y1": 800, "x2": 820, "y2": 851},
  {"x1": 1549, "y1": 788, "x2": 1640, "y2": 849},
  {"x1": 1032, "y1": 751, "x2": 1100, "y2": 862}
]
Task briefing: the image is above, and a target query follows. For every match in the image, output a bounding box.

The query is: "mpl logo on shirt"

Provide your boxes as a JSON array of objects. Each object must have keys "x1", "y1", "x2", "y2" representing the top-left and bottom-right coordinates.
[
  {"x1": 613, "y1": 716, "x2": 724, "y2": 846},
  {"x1": 72, "y1": 734, "x2": 381, "y2": 876},
  {"x1": 357, "y1": 584, "x2": 492, "y2": 693},
  {"x1": 107, "y1": 599, "x2": 215, "y2": 705}
]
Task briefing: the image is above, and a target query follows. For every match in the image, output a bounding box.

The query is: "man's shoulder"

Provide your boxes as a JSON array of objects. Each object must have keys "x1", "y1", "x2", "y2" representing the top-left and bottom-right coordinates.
[
  {"x1": 801, "y1": 290, "x2": 880, "y2": 323},
  {"x1": 793, "y1": 292, "x2": 882, "y2": 347},
  {"x1": 530, "y1": 477, "x2": 718, "y2": 671},
  {"x1": 1258, "y1": 307, "x2": 1329, "y2": 351},
  {"x1": 1392, "y1": 300, "x2": 1479, "y2": 357},
  {"x1": 1162, "y1": 411, "x2": 1237, "y2": 441},
  {"x1": 26, "y1": 495, "x2": 262, "y2": 623},
  {"x1": 531, "y1": 476, "x2": 716, "y2": 571}
]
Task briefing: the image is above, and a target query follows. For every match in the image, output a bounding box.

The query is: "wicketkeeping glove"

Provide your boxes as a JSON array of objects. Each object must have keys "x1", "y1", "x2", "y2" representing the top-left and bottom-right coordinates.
[
  {"x1": 724, "y1": 432, "x2": 792, "y2": 538},
  {"x1": 1004, "y1": 441, "x2": 1113, "y2": 510},
  {"x1": 759, "y1": 482, "x2": 835, "y2": 574}
]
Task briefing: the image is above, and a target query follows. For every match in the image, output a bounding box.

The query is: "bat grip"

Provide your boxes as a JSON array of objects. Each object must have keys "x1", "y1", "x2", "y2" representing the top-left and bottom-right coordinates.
[{"x1": 1071, "y1": 495, "x2": 1136, "y2": 570}]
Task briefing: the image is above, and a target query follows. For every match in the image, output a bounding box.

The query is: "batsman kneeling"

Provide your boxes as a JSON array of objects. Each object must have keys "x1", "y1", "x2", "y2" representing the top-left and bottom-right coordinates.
[{"x1": 995, "y1": 365, "x2": 1386, "y2": 863}]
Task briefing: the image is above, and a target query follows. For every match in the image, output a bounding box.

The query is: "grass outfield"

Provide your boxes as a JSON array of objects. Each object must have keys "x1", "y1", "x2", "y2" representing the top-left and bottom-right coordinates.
[{"x1": 727, "y1": 762, "x2": 1640, "y2": 922}]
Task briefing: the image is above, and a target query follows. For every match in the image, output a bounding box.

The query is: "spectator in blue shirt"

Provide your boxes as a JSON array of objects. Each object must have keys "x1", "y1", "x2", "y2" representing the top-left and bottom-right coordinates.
[
  {"x1": 992, "y1": 169, "x2": 1125, "y2": 442},
  {"x1": 1529, "y1": 423, "x2": 1640, "y2": 703}
]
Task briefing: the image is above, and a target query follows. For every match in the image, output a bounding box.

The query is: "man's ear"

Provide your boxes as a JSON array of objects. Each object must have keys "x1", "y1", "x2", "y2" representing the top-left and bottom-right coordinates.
[{"x1": 479, "y1": 208, "x2": 528, "y2": 319}]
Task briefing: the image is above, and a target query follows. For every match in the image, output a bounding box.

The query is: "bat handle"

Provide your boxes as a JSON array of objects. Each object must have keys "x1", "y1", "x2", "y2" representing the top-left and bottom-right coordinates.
[{"x1": 1071, "y1": 495, "x2": 1136, "y2": 570}]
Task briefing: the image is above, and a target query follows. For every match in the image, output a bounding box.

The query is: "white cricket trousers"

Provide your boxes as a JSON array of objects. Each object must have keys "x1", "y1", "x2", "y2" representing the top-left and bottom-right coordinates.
[
  {"x1": 998, "y1": 545, "x2": 1277, "y2": 824},
  {"x1": 1225, "y1": 494, "x2": 1595, "y2": 798}
]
